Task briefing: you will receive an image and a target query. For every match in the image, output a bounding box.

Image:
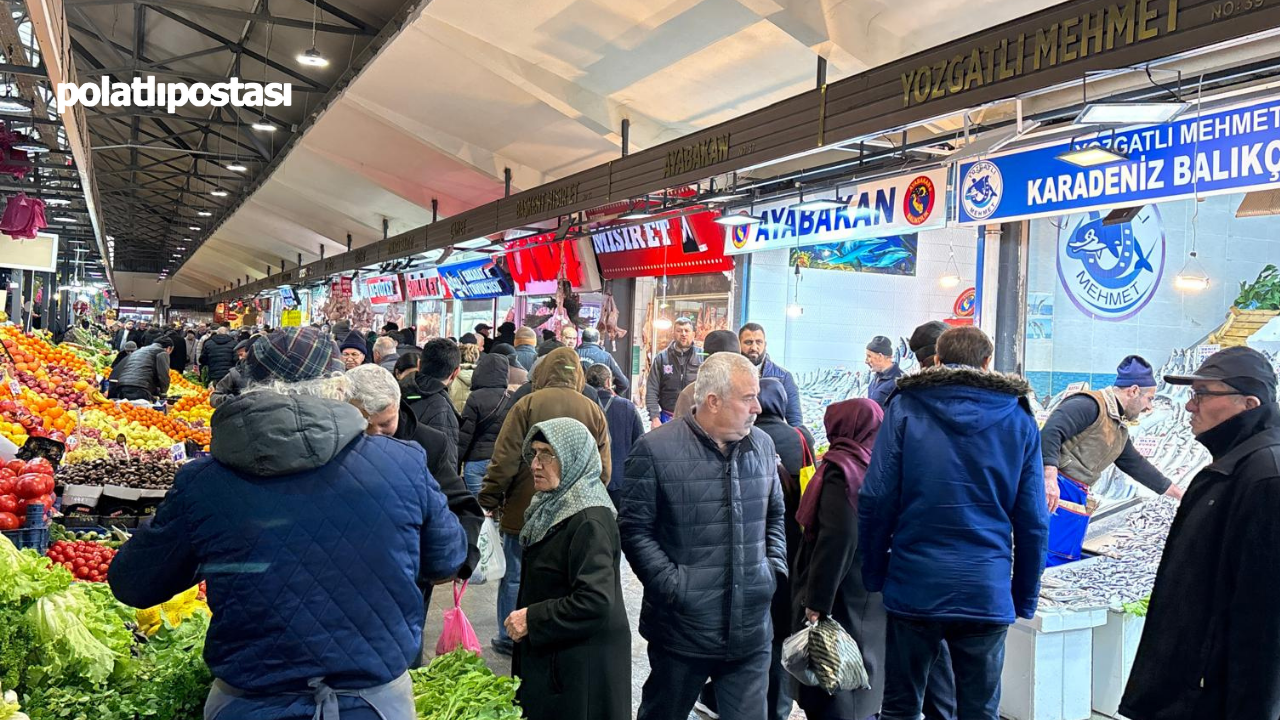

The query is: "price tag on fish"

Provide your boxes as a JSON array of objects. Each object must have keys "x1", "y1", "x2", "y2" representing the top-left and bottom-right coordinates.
[
  {"x1": 1133, "y1": 435, "x2": 1160, "y2": 458},
  {"x1": 169, "y1": 442, "x2": 187, "y2": 463},
  {"x1": 1194, "y1": 344, "x2": 1221, "y2": 367}
]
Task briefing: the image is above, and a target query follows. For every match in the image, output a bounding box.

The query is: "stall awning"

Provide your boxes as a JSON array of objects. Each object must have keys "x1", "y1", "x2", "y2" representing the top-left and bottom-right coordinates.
[{"x1": 591, "y1": 211, "x2": 733, "y2": 279}]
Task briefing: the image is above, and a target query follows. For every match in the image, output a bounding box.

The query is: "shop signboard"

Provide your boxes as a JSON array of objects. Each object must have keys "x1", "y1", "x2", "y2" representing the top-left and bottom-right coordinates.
[
  {"x1": 278, "y1": 287, "x2": 297, "y2": 309},
  {"x1": 504, "y1": 234, "x2": 587, "y2": 293},
  {"x1": 437, "y1": 258, "x2": 514, "y2": 300},
  {"x1": 591, "y1": 211, "x2": 733, "y2": 279},
  {"x1": 362, "y1": 274, "x2": 403, "y2": 305},
  {"x1": 402, "y1": 269, "x2": 450, "y2": 300},
  {"x1": 280, "y1": 309, "x2": 302, "y2": 327},
  {"x1": 726, "y1": 168, "x2": 948, "y2": 256},
  {"x1": 957, "y1": 97, "x2": 1280, "y2": 225},
  {"x1": 331, "y1": 276, "x2": 353, "y2": 298}
]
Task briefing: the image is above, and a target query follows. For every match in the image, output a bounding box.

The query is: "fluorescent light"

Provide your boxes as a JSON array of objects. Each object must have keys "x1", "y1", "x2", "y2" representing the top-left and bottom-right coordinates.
[
  {"x1": 251, "y1": 119, "x2": 277, "y2": 132},
  {"x1": 43, "y1": 198, "x2": 72, "y2": 206},
  {"x1": 1076, "y1": 102, "x2": 1189, "y2": 125},
  {"x1": 793, "y1": 198, "x2": 844, "y2": 211},
  {"x1": 1174, "y1": 274, "x2": 1210, "y2": 291},
  {"x1": 210, "y1": 188, "x2": 229, "y2": 197},
  {"x1": 189, "y1": 226, "x2": 201, "y2": 231},
  {"x1": 297, "y1": 47, "x2": 329, "y2": 67},
  {"x1": 52, "y1": 215, "x2": 76, "y2": 223},
  {"x1": 198, "y1": 210, "x2": 213, "y2": 217},
  {"x1": 714, "y1": 212, "x2": 762, "y2": 227},
  {"x1": 701, "y1": 191, "x2": 747, "y2": 204},
  {"x1": 1057, "y1": 146, "x2": 1128, "y2": 167},
  {"x1": 225, "y1": 162, "x2": 247, "y2": 172}
]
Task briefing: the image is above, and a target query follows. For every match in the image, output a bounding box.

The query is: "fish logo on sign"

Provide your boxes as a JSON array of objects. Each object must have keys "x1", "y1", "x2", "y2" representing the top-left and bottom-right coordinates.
[
  {"x1": 1056, "y1": 206, "x2": 1166, "y2": 322},
  {"x1": 961, "y1": 161, "x2": 1003, "y2": 221},
  {"x1": 903, "y1": 175, "x2": 936, "y2": 226}
]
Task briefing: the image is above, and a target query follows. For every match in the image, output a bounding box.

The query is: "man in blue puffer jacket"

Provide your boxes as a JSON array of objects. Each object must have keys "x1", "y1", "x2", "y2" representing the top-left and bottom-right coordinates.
[
  {"x1": 109, "y1": 327, "x2": 466, "y2": 720},
  {"x1": 859, "y1": 326, "x2": 1048, "y2": 720}
]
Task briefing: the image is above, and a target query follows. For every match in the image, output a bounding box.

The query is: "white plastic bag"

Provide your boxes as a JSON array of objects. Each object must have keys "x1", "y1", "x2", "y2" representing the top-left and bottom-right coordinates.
[{"x1": 474, "y1": 517, "x2": 506, "y2": 584}]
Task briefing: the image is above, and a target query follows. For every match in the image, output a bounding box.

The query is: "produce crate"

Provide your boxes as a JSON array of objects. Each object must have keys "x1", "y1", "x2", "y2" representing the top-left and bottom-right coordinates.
[
  {"x1": 100, "y1": 514, "x2": 139, "y2": 529},
  {"x1": 61, "y1": 513, "x2": 102, "y2": 529},
  {"x1": 1, "y1": 505, "x2": 50, "y2": 553}
]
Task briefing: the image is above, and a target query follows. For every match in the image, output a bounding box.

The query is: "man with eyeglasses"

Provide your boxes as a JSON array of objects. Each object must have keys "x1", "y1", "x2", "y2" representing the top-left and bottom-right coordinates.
[
  {"x1": 1039, "y1": 355, "x2": 1183, "y2": 567},
  {"x1": 1120, "y1": 346, "x2": 1279, "y2": 720}
]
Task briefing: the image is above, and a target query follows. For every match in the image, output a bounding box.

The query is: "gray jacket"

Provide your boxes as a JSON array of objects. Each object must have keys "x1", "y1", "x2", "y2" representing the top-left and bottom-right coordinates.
[
  {"x1": 209, "y1": 365, "x2": 249, "y2": 408},
  {"x1": 620, "y1": 415, "x2": 787, "y2": 659},
  {"x1": 114, "y1": 343, "x2": 171, "y2": 396}
]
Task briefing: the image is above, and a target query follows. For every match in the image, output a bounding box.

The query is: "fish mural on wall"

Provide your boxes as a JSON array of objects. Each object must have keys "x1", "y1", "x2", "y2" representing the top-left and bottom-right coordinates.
[{"x1": 789, "y1": 234, "x2": 918, "y2": 275}]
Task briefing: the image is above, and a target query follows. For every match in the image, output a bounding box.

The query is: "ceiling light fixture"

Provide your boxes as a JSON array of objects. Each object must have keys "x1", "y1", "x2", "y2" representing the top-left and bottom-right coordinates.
[
  {"x1": 786, "y1": 264, "x2": 804, "y2": 318},
  {"x1": 1075, "y1": 101, "x2": 1189, "y2": 126},
  {"x1": 1176, "y1": 74, "x2": 1211, "y2": 293},
  {"x1": 225, "y1": 162, "x2": 247, "y2": 172},
  {"x1": 198, "y1": 210, "x2": 213, "y2": 217},
  {"x1": 52, "y1": 215, "x2": 76, "y2": 223},
  {"x1": 43, "y1": 198, "x2": 72, "y2": 206},
  {"x1": 714, "y1": 211, "x2": 762, "y2": 227},
  {"x1": 296, "y1": 2, "x2": 329, "y2": 67},
  {"x1": 1056, "y1": 145, "x2": 1128, "y2": 168},
  {"x1": 210, "y1": 188, "x2": 229, "y2": 197},
  {"x1": 0, "y1": 77, "x2": 32, "y2": 114},
  {"x1": 619, "y1": 199, "x2": 654, "y2": 220},
  {"x1": 11, "y1": 137, "x2": 49, "y2": 154},
  {"x1": 189, "y1": 226, "x2": 201, "y2": 231}
]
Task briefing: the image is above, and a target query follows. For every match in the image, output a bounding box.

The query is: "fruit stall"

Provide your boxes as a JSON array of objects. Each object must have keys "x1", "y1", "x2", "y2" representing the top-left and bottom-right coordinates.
[{"x1": 0, "y1": 323, "x2": 522, "y2": 720}]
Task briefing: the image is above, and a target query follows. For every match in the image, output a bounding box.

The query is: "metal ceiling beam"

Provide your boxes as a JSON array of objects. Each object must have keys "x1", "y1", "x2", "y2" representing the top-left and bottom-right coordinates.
[{"x1": 64, "y1": 0, "x2": 374, "y2": 36}]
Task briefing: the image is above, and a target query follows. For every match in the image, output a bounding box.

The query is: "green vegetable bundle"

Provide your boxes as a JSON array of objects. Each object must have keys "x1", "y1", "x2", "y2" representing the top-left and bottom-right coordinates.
[{"x1": 410, "y1": 650, "x2": 521, "y2": 720}]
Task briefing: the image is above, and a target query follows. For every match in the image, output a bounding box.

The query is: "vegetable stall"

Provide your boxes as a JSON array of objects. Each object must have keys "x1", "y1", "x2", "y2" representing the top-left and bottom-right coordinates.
[{"x1": 0, "y1": 323, "x2": 521, "y2": 720}]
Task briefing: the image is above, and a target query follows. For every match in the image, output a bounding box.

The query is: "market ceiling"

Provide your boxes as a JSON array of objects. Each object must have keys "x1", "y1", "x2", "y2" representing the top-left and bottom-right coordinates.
[{"x1": 91, "y1": 0, "x2": 1077, "y2": 298}]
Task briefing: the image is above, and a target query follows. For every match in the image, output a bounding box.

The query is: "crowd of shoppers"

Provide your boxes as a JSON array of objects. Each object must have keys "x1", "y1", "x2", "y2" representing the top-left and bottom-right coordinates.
[{"x1": 101, "y1": 311, "x2": 1279, "y2": 720}]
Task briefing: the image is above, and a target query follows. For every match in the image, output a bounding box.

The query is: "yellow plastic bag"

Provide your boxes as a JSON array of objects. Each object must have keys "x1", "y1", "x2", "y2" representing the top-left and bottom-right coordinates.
[
  {"x1": 796, "y1": 429, "x2": 818, "y2": 496},
  {"x1": 136, "y1": 585, "x2": 210, "y2": 635}
]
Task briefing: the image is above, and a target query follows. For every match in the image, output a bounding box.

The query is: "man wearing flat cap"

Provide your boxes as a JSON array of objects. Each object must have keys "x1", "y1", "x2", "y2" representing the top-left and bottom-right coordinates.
[
  {"x1": 865, "y1": 335, "x2": 903, "y2": 406},
  {"x1": 1121, "y1": 346, "x2": 1280, "y2": 720},
  {"x1": 1039, "y1": 355, "x2": 1182, "y2": 567}
]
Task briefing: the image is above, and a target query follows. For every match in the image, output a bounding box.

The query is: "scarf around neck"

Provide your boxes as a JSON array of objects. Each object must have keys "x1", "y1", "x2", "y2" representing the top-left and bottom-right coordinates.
[{"x1": 796, "y1": 398, "x2": 883, "y2": 539}]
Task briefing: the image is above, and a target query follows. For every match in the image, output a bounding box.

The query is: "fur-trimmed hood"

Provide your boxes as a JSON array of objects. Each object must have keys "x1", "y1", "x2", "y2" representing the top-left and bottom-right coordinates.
[{"x1": 893, "y1": 364, "x2": 1033, "y2": 434}]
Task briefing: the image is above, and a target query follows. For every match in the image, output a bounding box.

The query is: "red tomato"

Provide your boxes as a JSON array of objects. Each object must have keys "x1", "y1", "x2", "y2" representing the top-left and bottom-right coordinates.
[
  {"x1": 22, "y1": 458, "x2": 53, "y2": 476},
  {"x1": 98, "y1": 563, "x2": 109, "y2": 573},
  {"x1": 35, "y1": 494, "x2": 54, "y2": 510},
  {"x1": 14, "y1": 498, "x2": 28, "y2": 516},
  {"x1": 5, "y1": 460, "x2": 25, "y2": 474},
  {"x1": 0, "y1": 494, "x2": 16, "y2": 514},
  {"x1": 0, "y1": 478, "x2": 11, "y2": 496},
  {"x1": 13, "y1": 475, "x2": 43, "y2": 499},
  {"x1": 74, "y1": 566, "x2": 89, "y2": 579},
  {"x1": 0, "y1": 512, "x2": 18, "y2": 531},
  {"x1": 37, "y1": 475, "x2": 54, "y2": 494}
]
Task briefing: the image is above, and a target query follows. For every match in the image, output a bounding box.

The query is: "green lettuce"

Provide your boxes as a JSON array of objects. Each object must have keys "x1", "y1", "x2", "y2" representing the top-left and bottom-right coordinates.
[{"x1": 410, "y1": 650, "x2": 521, "y2": 720}]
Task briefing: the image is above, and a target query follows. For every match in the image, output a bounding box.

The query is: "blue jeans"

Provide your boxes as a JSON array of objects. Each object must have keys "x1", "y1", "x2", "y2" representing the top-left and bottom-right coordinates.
[
  {"x1": 881, "y1": 616, "x2": 1007, "y2": 720},
  {"x1": 494, "y1": 531, "x2": 523, "y2": 648},
  {"x1": 463, "y1": 460, "x2": 489, "y2": 496}
]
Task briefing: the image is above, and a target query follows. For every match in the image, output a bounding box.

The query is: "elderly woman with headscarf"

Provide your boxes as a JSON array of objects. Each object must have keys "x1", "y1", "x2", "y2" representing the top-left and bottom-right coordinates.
[
  {"x1": 108, "y1": 327, "x2": 466, "y2": 720},
  {"x1": 792, "y1": 398, "x2": 887, "y2": 720},
  {"x1": 503, "y1": 417, "x2": 630, "y2": 720}
]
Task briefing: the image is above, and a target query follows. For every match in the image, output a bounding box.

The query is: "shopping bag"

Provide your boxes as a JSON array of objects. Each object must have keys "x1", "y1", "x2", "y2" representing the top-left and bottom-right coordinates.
[
  {"x1": 475, "y1": 517, "x2": 506, "y2": 583},
  {"x1": 782, "y1": 618, "x2": 871, "y2": 694},
  {"x1": 795, "y1": 429, "x2": 817, "y2": 496},
  {"x1": 435, "y1": 580, "x2": 482, "y2": 656}
]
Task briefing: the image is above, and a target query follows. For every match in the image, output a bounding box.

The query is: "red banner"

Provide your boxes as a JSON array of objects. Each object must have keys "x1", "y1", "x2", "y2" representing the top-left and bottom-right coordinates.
[
  {"x1": 589, "y1": 211, "x2": 733, "y2": 279},
  {"x1": 504, "y1": 235, "x2": 586, "y2": 291},
  {"x1": 362, "y1": 274, "x2": 403, "y2": 305},
  {"x1": 403, "y1": 269, "x2": 451, "y2": 300}
]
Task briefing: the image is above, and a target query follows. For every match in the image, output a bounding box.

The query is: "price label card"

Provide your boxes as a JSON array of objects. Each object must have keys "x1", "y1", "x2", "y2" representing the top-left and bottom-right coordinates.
[
  {"x1": 1194, "y1": 344, "x2": 1221, "y2": 367},
  {"x1": 66, "y1": 435, "x2": 80, "y2": 451},
  {"x1": 1133, "y1": 435, "x2": 1160, "y2": 457},
  {"x1": 169, "y1": 442, "x2": 188, "y2": 463},
  {"x1": 9, "y1": 379, "x2": 20, "y2": 396}
]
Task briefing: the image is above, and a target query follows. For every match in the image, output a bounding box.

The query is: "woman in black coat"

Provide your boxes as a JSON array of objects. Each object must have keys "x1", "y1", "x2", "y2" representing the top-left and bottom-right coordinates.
[
  {"x1": 793, "y1": 398, "x2": 886, "y2": 720},
  {"x1": 503, "y1": 417, "x2": 630, "y2": 720}
]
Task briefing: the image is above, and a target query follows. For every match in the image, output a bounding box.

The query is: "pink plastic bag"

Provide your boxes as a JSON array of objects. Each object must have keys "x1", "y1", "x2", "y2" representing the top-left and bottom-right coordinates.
[{"x1": 436, "y1": 580, "x2": 481, "y2": 656}]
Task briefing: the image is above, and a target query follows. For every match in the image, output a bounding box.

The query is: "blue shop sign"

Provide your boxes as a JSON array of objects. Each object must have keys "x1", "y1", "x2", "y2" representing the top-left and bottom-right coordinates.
[
  {"x1": 437, "y1": 257, "x2": 514, "y2": 300},
  {"x1": 956, "y1": 97, "x2": 1280, "y2": 225}
]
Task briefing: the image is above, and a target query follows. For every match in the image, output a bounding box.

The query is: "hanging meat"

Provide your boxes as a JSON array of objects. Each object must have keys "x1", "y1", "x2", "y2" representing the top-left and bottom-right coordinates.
[{"x1": 599, "y1": 285, "x2": 627, "y2": 345}]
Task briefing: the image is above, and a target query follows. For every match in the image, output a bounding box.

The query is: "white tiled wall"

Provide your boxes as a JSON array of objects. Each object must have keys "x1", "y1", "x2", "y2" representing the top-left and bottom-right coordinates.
[{"x1": 744, "y1": 227, "x2": 981, "y2": 375}]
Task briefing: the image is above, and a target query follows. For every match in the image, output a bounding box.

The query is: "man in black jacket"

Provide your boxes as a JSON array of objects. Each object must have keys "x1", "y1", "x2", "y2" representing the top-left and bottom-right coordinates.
[
  {"x1": 1120, "y1": 346, "x2": 1280, "y2": 720},
  {"x1": 114, "y1": 336, "x2": 173, "y2": 401},
  {"x1": 645, "y1": 317, "x2": 700, "y2": 428},
  {"x1": 402, "y1": 338, "x2": 462, "y2": 442},
  {"x1": 622, "y1": 352, "x2": 786, "y2": 720},
  {"x1": 200, "y1": 326, "x2": 239, "y2": 384}
]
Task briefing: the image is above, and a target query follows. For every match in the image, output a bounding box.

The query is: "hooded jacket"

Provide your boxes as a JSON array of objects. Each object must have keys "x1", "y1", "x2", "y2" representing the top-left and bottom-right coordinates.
[
  {"x1": 859, "y1": 365, "x2": 1048, "y2": 624},
  {"x1": 756, "y1": 377, "x2": 813, "y2": 478},
  {"x1": 457, "y1": 354, "x2": 514, "y2": 462},
  {"x1": 108, "y1": 393, "x2": 466, "y2": 703},
  {"x1": 200, "y1": 332, "x2": 239, "y2": 383},
  {"x1": 620, "y1": 415, "x2": 787, "y2": 659},
  {"x1": 402, "y1": 372, "x2": 461, "y2": 443},
  {"x1": 478, "y1": 347, "x2": 611, "y2": 535},
  {"x1": 449, "y1": 363, "x2": 475, "y2": 414},
  {"x1": 114, "y1": 343, "x2": 171, "y2": 396},
  {"x1": 1120, "y1": 403, "x2": 1280, "y2": 720},
  {"x1": 594, "y1": 386, "x2": 644, "y2": 494}
]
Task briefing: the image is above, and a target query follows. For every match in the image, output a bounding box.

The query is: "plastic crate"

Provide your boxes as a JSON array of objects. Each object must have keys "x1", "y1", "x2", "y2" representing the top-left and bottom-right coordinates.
[
  {"x1": 1, "y1": 505, "x2": 50, "y2": 553},
  {"x1": 61, "y1": 513, "x2": 102, "y2": 529}
]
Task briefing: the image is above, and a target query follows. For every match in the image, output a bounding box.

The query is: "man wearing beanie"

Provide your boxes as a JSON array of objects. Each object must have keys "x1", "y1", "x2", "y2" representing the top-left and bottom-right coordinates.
[
  {"x1": 340, "y1": 330, "x2": 368, "y2": 370},
  {"x1": 1040, "y1": 355, "x2": 1182, "y2": 567},
  {"x1": 109, "y1": 326, "x2": 465, "y2": 719},
  {"x1": 865, "y1": 335, "x2": 903, "y2": 406},
  {"x1": 1121, "y1": 346, "x2": 1280, "y2": 720}
]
